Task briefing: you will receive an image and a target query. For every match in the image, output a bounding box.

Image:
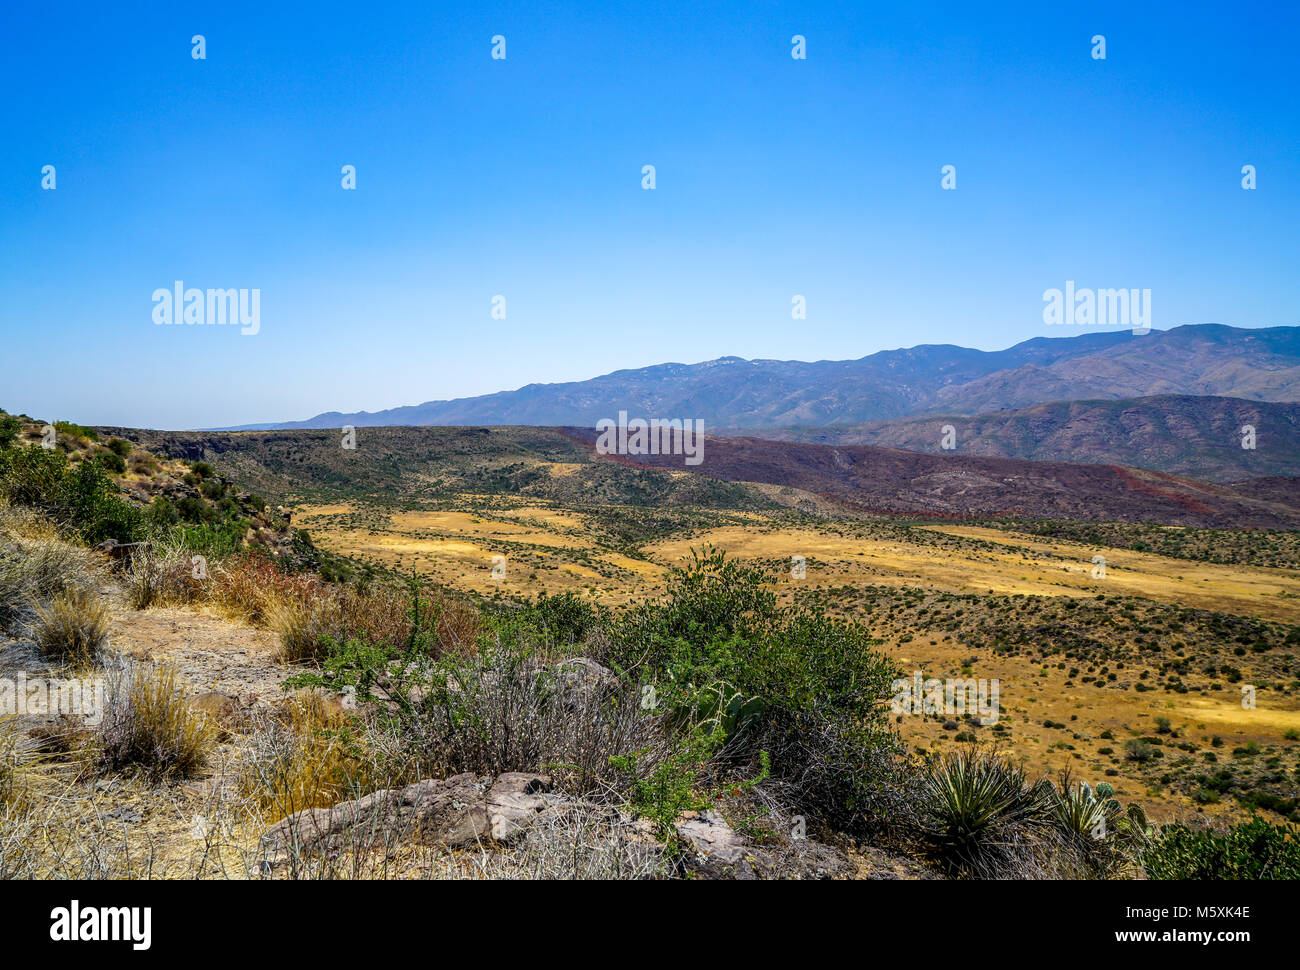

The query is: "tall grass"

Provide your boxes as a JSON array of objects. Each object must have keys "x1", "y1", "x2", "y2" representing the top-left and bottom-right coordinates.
[{"x1": 97, "y1": 662, "x2": 216, "y2": 778}]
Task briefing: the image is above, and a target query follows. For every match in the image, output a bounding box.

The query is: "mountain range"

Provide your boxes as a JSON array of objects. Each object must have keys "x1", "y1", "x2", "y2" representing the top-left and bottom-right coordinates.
[
  {"x1": 735, "y1": 395, "x2": 1300, "y2": 483},
  {"x1": 228, "y1": 324, "x2": 1300, "y2": 432}
]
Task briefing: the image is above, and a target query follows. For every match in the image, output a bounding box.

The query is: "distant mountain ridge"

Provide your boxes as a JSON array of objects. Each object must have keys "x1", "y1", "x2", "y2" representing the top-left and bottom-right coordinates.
[
  {"x1": 224, "y1": 324, "x2": 1300, "y2": 432},
  {"x1": 734, "y1": 395, "x2": 1300, "y2": 483}
]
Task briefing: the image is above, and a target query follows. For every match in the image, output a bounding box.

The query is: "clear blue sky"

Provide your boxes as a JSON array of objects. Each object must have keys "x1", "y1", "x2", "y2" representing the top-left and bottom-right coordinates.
[{"x1": 2, "y1": 1, "x2": 1297, "y2": 429}]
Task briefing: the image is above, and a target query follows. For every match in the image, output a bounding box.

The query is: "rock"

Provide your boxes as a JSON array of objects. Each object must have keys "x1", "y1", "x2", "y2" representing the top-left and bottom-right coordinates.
[
  {"x1": 258, "y1": 772, "x2": 561, "y2": 859},
  {"x1": 485, "y1": 773, "x2": 555, "y2": 841},
  {"x1": 674, "y1": 810, "x2": 854, "y2": 880},
  {"x1": 676, "y1": 810, "x2": 749, "y2": 864},
  {"x1": 257, "y1": 771, "x2": 853, "y2": 880}
]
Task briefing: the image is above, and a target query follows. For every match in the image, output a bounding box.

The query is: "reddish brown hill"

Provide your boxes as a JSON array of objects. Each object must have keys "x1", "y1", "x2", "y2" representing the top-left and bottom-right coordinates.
[{"x1": 563, "y1": 430, "x2": 1300, "y2": 528}]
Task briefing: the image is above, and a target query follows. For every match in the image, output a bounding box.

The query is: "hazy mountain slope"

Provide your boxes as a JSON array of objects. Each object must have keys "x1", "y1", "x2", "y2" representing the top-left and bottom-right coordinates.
[
  {"x1": 930, "y1": 325, "x2": 1300, "y2": 414},
  {"x1": 224, "y1": 325, "x2": 1298, "y2": 432},
  {"x1": 733, "y1": 396, "x2": 1300, "y2": 482}
]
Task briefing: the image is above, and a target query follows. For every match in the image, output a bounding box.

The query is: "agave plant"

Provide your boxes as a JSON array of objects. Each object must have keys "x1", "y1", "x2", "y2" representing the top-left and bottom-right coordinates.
[
  {"x1": 1052, "y1": 778, "x2": 1120, "y2": 840},
  {"x1": 920, "y1": 748, "x2": 1054, "y2": 874},
  {"x1": 1050, "y1": 773, "x2": 1151, "y2": 876}
]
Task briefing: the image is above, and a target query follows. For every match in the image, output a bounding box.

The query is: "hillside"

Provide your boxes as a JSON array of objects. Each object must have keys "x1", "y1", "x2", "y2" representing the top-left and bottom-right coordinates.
[
  {"x1": 731, "y1": 395, "x2": 1300, "y2": 483},
  {"x1": 99, "y1": 423, "x2": 1300, "y2": 529},
  {"x1": 223, "y1": 325, "x2": 1300, "y2": 432}
]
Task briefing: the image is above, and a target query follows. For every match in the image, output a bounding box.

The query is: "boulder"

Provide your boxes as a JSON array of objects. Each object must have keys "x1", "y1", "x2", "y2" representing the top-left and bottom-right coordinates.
[{"x1": 258, "y1": 770, "x2": 853, "y2": 879}]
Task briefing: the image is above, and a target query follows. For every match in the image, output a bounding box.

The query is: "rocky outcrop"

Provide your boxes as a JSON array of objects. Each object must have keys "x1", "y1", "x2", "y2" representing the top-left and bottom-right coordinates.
[{"x1": 258, "y1": 772, "x2": 854, "y2": 879}]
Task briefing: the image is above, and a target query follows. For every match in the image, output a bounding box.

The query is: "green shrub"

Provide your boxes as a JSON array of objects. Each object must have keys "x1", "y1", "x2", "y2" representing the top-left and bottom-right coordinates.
[
  {"x1": 1143, "y1": 819, "x2": 1300, "y2": 879},
  {"x1": 0, "y1": 416, "x2": 20, "y2": 449},
  {"x1": 53, "y1": 421, "x2": 98, "y2": 443},
  {"x1": 612, "y1": 547, "x2": 902, "y2": 830}
]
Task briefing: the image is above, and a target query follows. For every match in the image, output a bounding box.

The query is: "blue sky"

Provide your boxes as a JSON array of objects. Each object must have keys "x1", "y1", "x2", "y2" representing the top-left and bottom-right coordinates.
[{"x1": 2, "y1": 1, "x2": 1297, "y2": 429}]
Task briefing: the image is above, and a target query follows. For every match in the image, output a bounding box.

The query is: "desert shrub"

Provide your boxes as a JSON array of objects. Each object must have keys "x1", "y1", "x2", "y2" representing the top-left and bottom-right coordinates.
[
  {"x1": 210, "y1": 556, "x2": 320, "y2": 627},
  {"x1": 32, "y1": 586, "x2": 110, "y2": 667},
  {"x1": 175, "y1": 494, "x2": 210, "y2": 524},
  {"x1": 51, "y1": 458, "x2": 141, "y2": 543},
  {"x1": 96, "y1": 662, "x2": 216, "y2": 778},
  {"x1": 291, "y1": 601, "x2": 665, "y2": 799},
  {"x1": 527, "y1": 591, "x2": 601, "y2": 645},
  {"x1": 1143, "y1": 818, "x2": 1300, "y2": 879},
  {"x1": 612, "y1": 547, "x2": 902, "y2": 830},
  {"x1": 98, "y1": 451, "x2": 126, "y2": 474},
  {"x1": 269, "y1": 574, "x2": 478, "y2": 663},
  {"x1": 106, "y1": 438, "x2": 131, "y2": 458},
  {"x1": 240, "y1": 692, "x2": 370, "y2": 821},
  {"x1": 0, "y1": 415, "x2": 20, "y2": 449},
  {"x1": 0, "y1": 448, "x2": 140, "y2": 543},
  {"x1": 1124, "y1": 738, "x2": 1158, "y2": 762},
  {"x1": 0, "y1": 445, "x2": 67, "y2": 509},
  {"x1": 610, "y1": 723, "x2": 723, "y2": 844},
  {"x1": 176, "y1": 520, "x2": 246, "y2": 559},
  {"x1": 270, "y1": 595, "x2": 345, "y2": 663},
  {"x1": 53, "y1": 421, "x2": 97, "y2": 443},
  {"x1": 146, "y1": 496, "x2": 179, "y2": 527}
]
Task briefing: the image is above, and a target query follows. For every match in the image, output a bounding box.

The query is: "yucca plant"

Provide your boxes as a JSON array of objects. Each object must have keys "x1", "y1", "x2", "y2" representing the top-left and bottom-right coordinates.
[{"x1": 919, "y1": 748, "x2": 1054, "y2": 876}]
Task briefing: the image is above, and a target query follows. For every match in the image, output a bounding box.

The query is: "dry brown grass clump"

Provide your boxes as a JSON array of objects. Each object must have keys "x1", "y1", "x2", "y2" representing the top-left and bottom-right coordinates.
[
  {"x1": 268, "y1": 596, "x2": 344, "y2": 663},
  {"x1": 0, "y1": 505, "x2": 104, "y2": 631},
  {"x1": 210, "y1": 557, "x2": 320, "y2": 627},
  {"x1": 240, "y1": 691, "x2": 371, "y2": 821},
  {"x1": 32, "y1": 586, "x2": 110, "y2": 667},
  {"x1": 267, "y1": 579, "x2": 479, "y2": 663},
  {"x1": 0, "y1": 715, "x2": 46, "y2": 812},
  {"x1": 124, "y1": 538, "x2": 205, "y2": 610},
  {"x1": 97, "y1": 662, "x2": 216, "y2": 779}
]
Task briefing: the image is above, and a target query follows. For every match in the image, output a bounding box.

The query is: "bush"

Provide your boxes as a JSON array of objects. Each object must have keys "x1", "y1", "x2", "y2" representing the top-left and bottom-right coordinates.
[
  {"x1": 0, "y1": 449, "x2": 140, "y2": 544},
  {"x1": 106, "y1": 438, "x2": 131, "y2": 458},
  {"x1": 146, "y1": 496, "x2": 180, "y2": 527},
  {"x1": 98, "y1": 451, "x2": 126, "y2": 474},
  {"x1": 611, "y1": 547, "x2": 902, "y2": 830},
  {"x1": 1143, "y1": 819, "x2": 1300, "y2": 879},
  {"x1": 32, "y1": 586, "x2": 110, "y2": 667},
  {"x1": 1124, "y1": 739, "x2": 1159, "y2": 763},
  {"x1": 0, "y1": 415, "x2": 20, "y2": 449},
  {"x1": 97, "y1": 663, "x2": 216, "y2": 778}
]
